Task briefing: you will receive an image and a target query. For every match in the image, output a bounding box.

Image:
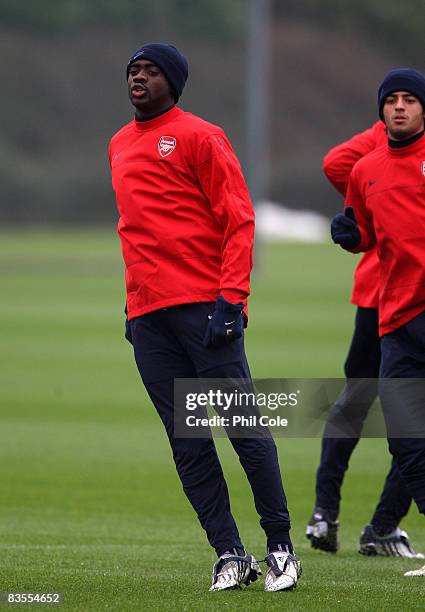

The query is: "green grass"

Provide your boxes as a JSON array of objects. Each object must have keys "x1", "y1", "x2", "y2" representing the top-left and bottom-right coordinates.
[{"x1": 0, "y1": 230, "x2": 423, "y2": 611}]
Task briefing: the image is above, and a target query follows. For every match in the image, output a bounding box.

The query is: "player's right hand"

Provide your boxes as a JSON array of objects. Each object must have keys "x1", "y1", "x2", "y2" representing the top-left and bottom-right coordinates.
[{"x1": 331, "y1": 207, "x2": 361, "y2": 249}]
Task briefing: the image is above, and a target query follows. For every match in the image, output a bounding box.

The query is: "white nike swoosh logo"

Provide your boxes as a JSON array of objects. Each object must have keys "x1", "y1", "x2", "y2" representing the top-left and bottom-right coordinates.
[
  {"x1": 225, "y1": 320, "x2": 235, "y2": 325},
  {"x1": 208, "y1": 315, "x2": 213, "y2": 319}
]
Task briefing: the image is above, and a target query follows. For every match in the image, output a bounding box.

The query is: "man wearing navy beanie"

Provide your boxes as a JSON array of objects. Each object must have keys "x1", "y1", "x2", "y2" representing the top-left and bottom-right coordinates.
[
  {"x1": 331, "y1": 67, "x2": 425, "y2": 578},
  {"x1": 378, "y1": 68, "x2": 425, "y2": 120},
  {"x1": 126, "y1": 43, "x2": 188, "y2": 102},
  {"x1": 109, "y1": 43, "x2": 301, "y2": 592}
]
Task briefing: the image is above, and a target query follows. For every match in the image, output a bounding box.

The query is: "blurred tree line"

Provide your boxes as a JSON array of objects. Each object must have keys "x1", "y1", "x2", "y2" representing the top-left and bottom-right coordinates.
[
  {"x1": 277, "y1": 0, "x2": 424, "y2": 54},
  {"x1": 0, "y1": 0, "x2": 244, "y2": 36},
  {"x1": 2, "y1": 0, "x2": 422, "y2": 49},
  {"x1": 1, "y1": 0, "x2": 423, "y2": 225}
]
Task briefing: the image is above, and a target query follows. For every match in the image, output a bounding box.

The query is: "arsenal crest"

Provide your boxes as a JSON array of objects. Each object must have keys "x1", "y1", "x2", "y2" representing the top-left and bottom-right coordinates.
[
  {"x1": 158, "y1": 136, "x2": 177, "y2": 158},
  {"x1": 422, "y1": 161, "x2": 425, "y2": 176}
]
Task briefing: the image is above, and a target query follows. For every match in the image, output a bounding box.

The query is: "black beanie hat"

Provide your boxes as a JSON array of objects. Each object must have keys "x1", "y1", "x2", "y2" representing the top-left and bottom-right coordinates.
[
  {"x1": 126, "y1": 43, "x2": 188, "y2": 102},
  {"x1": 378, "y1": 68, "x2": 425, "y2": 120}
]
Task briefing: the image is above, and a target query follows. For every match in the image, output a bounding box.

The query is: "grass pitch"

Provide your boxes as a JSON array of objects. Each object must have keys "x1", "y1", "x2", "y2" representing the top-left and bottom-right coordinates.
[{"x1": 0, "y1": 230, "x2": 423, "y2": 611}]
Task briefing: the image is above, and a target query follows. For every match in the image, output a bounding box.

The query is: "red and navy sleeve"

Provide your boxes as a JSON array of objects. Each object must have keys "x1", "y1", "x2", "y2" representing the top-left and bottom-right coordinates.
[
  {"x1": 196, "y1": 132, "x2": 255, "y2": 306},
  {"x1": 344, "y1": 167, "x2": 376, "y2": 253}
]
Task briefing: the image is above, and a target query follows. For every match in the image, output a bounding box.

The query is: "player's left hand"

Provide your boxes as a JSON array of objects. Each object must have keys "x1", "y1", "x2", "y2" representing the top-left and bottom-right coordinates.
[
  {"x1": 203, "y1": 296, "x2": 244, "y2": 347},
  {"x1": 124, "y1": 304, "x2": 132, "y2": 344}
]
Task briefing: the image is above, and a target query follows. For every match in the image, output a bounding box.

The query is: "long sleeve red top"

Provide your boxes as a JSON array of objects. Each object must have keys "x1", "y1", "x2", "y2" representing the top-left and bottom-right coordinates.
[
  {"x1": 346, "y1": 134, "x2": 425, "y2": 336},
  {"x1": 109, "y1": 106, "x2": 255, "y2": 321},
  {"x1": 323, "y1": 121, "x2": 387, "y2": 308}
]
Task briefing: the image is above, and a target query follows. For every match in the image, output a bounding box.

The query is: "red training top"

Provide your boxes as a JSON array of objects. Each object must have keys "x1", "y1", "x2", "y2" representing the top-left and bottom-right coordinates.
[
  {"x1": 346, "y1": 134, "x2": 425, "y2": 336},
  {"x1": 109, "y1": 106, "x2": 255, "y2": 321},
  {"x1": 323, "y1": 121, "x2": 387, "y2": 308}
]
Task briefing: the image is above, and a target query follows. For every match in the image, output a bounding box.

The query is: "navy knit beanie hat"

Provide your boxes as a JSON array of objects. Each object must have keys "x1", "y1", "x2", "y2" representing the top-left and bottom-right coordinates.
[
  {"x1": 126, "y1": 43, "x2": 188, "y2": 102},
  {"x1": 378, "y1": 68, "x2": 425, "y2": 120}
]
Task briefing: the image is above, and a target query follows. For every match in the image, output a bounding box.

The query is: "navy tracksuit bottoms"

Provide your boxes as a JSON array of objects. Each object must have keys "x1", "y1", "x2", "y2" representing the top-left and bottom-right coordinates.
[
  {"x1": 315, "y1": 307, "x2": 412, "y2": 529},
  {"x1": 127, "y1": 302, "x2": 292, "y2": 556},
  {"x1": 380, "y1": 310, "x2": 425, "y2": 515}
]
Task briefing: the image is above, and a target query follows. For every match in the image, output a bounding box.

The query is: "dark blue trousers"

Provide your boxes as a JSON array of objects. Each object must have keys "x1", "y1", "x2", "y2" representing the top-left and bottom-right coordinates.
[
  {"x1": 380, "y1": 310, "x2": 425, "y2": 514},
  {"x1": 128, "y1": 302, "x2": 291, "y2": 556},
  {"x1": 316, "y1": 307, "x2": 412, "y2": 528}
]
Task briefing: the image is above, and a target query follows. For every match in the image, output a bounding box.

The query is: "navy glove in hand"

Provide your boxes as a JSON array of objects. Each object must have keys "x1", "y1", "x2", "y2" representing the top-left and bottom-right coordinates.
[
  {"x1": 331, "y1": 207, "x2": 361, "y2": 249},
  {"x1": 203, "y1": 296, "x2": 244, "y2": 347}
]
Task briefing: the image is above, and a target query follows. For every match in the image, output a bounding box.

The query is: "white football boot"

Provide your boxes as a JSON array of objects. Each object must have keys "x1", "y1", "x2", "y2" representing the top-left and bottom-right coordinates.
[
  {"x1": 404, "y1": 564, "x2": 425, "y2": 577},
  {"x1": 306, "y1": 507, "x2": 339, "y2": 553},
  {"x1": 264, "y1": 550, "x2": 301, "y2": 592},
  {"x1": 359, "y1": 525, "x2": 424, "y2": 558},
  {"x1": 209, "y1": 551, "x2": 261, "y2": 591}
]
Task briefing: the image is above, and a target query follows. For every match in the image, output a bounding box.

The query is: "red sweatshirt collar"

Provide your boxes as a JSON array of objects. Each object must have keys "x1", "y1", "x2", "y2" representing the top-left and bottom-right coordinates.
[{"x1": 132, "y1": 106, "x2": 182, "y2": 132}]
